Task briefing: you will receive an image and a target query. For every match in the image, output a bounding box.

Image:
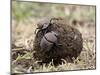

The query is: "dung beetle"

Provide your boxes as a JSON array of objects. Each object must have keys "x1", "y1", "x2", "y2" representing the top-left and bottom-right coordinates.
[
  {"x1": 40, "y1": 31, "x2": 60, "y2": 52},
  {"x1": 35, "y1": 18, "x2": 52, "y2": 37},
  {"x1": 35, "y1": 17, "x2": 62, "y2": 37}
]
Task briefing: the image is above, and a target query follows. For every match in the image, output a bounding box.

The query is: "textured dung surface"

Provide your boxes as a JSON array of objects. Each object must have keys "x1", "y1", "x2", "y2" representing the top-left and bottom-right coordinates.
[{"x1": 33, "y1": 18, "x2": 83, "y2": 64}]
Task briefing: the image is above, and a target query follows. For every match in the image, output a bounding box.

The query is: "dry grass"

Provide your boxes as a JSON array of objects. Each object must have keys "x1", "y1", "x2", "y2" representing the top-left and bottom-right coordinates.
[{"x1": 11, "y1": 18, "x2": 96, "y2": 73}]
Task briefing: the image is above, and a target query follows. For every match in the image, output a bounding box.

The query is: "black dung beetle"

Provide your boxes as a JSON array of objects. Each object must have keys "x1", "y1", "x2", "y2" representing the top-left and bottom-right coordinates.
[
  {"x1": 40, "y1": 31, "x2": 60, "y2": 52},
  {"x1": 35, "y1": 18, "x2": 51, "y2": 37},
  {"x1": 35, "y1": 17, "x2": 62, "y2": 37}
]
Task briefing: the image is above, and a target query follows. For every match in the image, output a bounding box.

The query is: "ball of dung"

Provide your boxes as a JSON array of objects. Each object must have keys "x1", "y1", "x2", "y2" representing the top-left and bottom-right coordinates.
[{"x1": 33, "y1": 17, "x2": 83, "y2": 64}]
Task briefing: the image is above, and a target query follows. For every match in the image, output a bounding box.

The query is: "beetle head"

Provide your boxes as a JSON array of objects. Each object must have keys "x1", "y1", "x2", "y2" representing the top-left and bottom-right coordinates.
[{"x1": 37, "y1": 18, "x2": 51, "y2": 30}]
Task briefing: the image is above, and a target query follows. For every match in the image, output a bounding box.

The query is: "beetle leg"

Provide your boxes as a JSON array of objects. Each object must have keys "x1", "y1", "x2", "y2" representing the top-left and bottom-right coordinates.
[
  {"x1": 54, "y1": 42, "x2": 63, "y2": 49},
  {"x1": 36, "y1": 30, "x2": 41, "y2": 37},
  {"x1": 34, "y1": 28, "x2": 39, "y2": 34},
  {"x1": 57, "y1": 44, "x2": 63, "y2": 46},
  {"x1": 44, "y1": 29, "x2": 48, "y2": 34}
]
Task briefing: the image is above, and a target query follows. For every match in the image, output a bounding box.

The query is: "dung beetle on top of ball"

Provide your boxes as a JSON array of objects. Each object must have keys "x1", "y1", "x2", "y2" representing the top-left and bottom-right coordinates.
[
  {"x1": 35, "y1": 18, "x2": 52, "y2": 37},
  {"x1": 35, "y1": 17, "x2": 63, "y2": 37}
]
